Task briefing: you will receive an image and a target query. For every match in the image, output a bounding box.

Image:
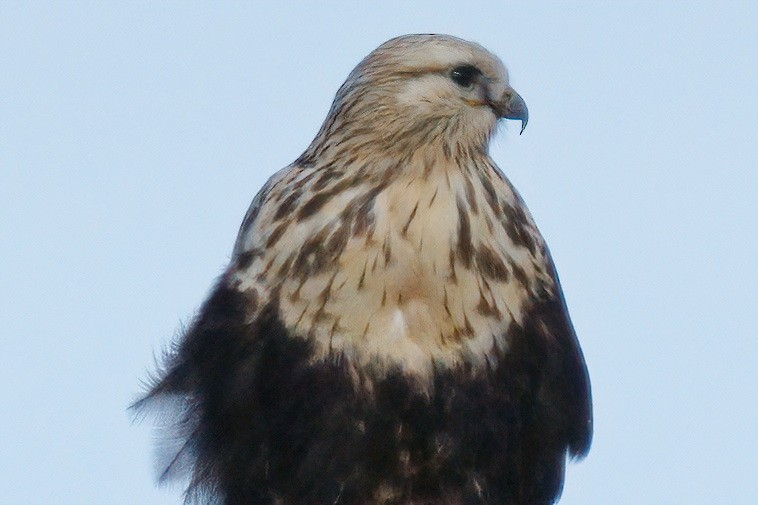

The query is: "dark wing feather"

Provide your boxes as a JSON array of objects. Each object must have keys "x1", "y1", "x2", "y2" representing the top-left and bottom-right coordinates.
[
  {"x1": 537, "y1": 250, "x2": 593, "y2": 459},
  {"x1": 501, "y1": 246, "x2": 592, "y2": 503},
  {"x1": 130, "y1": 170, "x2": 286, "y2": 491}
]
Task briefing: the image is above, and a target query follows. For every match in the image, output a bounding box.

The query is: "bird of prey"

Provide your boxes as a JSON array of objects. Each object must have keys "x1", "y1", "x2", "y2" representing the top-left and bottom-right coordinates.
[{"x1": 135, "y1": 34, "x2": 592, "y2": 505}]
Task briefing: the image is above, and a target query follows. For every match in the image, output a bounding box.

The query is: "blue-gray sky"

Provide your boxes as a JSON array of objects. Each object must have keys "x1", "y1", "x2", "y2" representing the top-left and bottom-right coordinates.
[{"x1": 2, "y1": 2, "x2": 756, "y2": 504}]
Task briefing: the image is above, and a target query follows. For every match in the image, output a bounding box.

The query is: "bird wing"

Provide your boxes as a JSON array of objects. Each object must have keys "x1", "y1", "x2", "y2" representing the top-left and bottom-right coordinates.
[
  {"x1": 491, "y1": 239, "x2": 592, "y2": 503},
  {"x1": 232, "y1": 165, "x2": 293, "y2": 258},
  {"x1": 531, "y1": 247, "x2": 593, "y2": 459}
]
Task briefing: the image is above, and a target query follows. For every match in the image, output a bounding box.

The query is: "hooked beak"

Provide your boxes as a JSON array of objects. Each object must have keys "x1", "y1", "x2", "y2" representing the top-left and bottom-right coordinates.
[{"x1": 492, "y1": 87, "x2": 529, "y2": 134}]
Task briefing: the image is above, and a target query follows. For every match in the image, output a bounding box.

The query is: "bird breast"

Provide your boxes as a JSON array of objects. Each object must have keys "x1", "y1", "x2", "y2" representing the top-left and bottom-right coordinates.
[{"x1": 232, "y1": 160, "x2": 550, "y2": 379}]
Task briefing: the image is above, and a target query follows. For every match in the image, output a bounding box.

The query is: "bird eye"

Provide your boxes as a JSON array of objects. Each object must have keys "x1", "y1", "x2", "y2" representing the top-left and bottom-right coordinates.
[{"x1": 450, "y1": 65, "x2": 480, "y2": 88}]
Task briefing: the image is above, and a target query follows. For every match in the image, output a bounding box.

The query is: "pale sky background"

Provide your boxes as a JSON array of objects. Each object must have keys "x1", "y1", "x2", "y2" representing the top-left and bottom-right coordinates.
[{"x1": 2, "y1": 2, "x2": 756, "y2": 504}]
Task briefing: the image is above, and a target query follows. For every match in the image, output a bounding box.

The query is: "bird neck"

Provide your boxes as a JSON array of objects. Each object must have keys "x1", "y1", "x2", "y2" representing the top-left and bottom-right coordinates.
[{"x1": 297, "y1": 100, "x2": 495, "y2": 172}]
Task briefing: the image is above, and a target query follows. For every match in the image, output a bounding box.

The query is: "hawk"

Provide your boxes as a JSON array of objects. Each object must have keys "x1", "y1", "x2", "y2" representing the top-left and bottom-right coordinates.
[{"x1": 136, "y1": 34, "x2": 592, "y2": 505}]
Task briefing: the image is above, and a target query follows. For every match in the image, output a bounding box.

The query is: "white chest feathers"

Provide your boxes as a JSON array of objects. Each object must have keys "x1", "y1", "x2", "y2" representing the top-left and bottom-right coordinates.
[{"x1": 231, "y1": 163, "x2": 552, "y2": 378}]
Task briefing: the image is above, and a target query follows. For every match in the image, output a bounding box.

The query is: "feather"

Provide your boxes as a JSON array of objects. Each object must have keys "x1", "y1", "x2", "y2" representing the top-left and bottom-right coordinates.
[{"x1": 135, "y1": 34, "x2": 592, "y2": 505}]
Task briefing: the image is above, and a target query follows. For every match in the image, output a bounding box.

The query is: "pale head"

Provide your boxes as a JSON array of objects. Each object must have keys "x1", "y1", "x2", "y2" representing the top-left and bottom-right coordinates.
[{"x1": 303, "y1": 34, "x2": 528, "y2": 162}]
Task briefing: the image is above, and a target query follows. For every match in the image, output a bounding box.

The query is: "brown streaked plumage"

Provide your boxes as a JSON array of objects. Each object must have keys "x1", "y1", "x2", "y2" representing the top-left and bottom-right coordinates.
[{"x1": 135, "y1": 34, "x2": 591, "y2": 505}]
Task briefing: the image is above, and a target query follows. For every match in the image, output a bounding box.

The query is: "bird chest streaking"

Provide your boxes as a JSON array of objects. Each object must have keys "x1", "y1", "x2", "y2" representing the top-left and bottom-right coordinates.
[{"x1": 135, "y1": 34, "x2": 592, "y2": 505}]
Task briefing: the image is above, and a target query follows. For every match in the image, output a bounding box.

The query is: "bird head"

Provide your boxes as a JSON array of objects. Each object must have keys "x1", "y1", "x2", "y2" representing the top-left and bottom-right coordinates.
[{"x1": 305, "y1": 34, "x2": 527, "y2": 163}]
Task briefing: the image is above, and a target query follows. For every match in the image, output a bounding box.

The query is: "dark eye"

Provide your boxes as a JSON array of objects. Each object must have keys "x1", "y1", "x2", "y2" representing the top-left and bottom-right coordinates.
[{"x1": 450, "y1": 65, "x2": 481, "y2": 88}]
